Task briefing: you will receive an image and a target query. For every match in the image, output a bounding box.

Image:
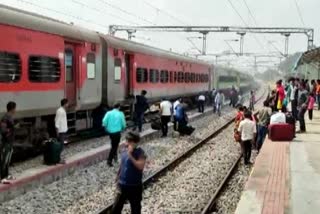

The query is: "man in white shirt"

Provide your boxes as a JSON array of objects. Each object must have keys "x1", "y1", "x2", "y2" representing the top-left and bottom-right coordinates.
[
  {"x1": 198, "y1": 94, "x2": 206, "y2": 113},
  {"x1": 270, "y1": 110, "x2": 286, "y2": 124},
  {"x1": 238, "y1": 111, "x2": 256, "y2": 165},
  {"x1": 55, "y1": 98, "x2": 69, "y2": 163},
  {"x1": 160, "y1": 98, "x2": 172, "y2": 137},
  {"x1": 173, "y1": 98, "x2": 181, "y2": 131}
]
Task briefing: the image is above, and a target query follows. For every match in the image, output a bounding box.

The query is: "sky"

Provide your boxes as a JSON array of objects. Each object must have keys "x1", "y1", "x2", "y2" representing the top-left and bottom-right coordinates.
[{"x1": 1, "y1": 0, "x2": 319, "y2": 72}]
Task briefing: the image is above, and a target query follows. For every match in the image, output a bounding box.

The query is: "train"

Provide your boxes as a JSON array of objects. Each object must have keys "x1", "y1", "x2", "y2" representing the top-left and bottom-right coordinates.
[{"x1": 0, "y1": 4, "x2": 255, "y2": 148}]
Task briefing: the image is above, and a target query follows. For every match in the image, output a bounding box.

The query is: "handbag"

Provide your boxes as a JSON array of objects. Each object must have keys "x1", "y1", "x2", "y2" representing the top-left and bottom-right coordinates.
[{"x1": 234, "y1": 130, "x2": 241, "y2": 142}]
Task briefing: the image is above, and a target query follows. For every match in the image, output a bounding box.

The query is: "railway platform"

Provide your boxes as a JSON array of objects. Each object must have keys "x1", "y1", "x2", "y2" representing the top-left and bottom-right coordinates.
[
  {"x1": 235, "y1": 109, "x2": 320, "y2": 214},
  {"x1": 0, "y1": 106, "x2": 216, "y2": 203}
]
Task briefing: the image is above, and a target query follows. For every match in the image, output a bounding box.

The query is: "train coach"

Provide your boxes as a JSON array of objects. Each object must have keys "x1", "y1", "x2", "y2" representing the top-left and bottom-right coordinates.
[{"x1": 0, "y1": 4, "x2": 214, "y2": 148}]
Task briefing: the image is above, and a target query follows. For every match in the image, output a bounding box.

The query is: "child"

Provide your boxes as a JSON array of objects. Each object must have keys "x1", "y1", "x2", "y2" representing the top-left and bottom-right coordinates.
[{"x1": 308, "y1": 93, "x2": 315, "y2": 120}]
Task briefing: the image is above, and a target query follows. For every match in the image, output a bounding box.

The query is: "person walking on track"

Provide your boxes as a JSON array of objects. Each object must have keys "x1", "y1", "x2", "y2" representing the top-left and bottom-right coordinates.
[
  {"x1": 102, "y1": 103, "x2": 126, "y2": 167},
  {"x1": 112, "y1": 131, "x2": 146, "y2": 214},
  {"x1": 238, "y1": 110, "x2": 256, "y2": 165},
  {"x1": 160, "y1": 98, "x2": 172, "y2": 137},
  {"x1": 55, "y1": 98, "x2": 69, "y2": 164},
  {"x1": 133, "y1": 90, "x2": 149, "y2": 133},
  {"x1": 0, "y1": 101, "x2": 17, "y2": 184}
]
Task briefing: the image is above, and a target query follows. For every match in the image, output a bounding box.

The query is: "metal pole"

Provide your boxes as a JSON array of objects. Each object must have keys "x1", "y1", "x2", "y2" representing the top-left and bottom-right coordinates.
[
  {"x1": 201, "y1": 31, "x2": 209, "y2": 55},
  {"x1": 307, "y1": 29, "x2": 314, "y2": 50},
  {"x1": 238, "y1": 32, "x2": 246, "y2": 56},
  {"x1": 284, "y1": 33, "x2": 290, "y2": 57}
]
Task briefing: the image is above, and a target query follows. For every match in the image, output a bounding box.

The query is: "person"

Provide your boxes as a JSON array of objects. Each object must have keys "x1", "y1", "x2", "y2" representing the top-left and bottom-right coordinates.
[
  {"x1": 317, "y1": 80, "x2": 320, "y2": 110},
  {"x1": 215, "y1": 90, "x2": 223, "y2": 116},
  {"x1": 311, "y1": 80, "x2": 317, "y2": 96},
  {"x1": 133, "y1": 90, "x2": 149, "y2": 132},
  {"x1": 102, "y1": 103, "x2": 126, "y2": 167},
  {"x1": 308, "y1": 93, "x2": 315, "y2": 120},
  {"x1": 112, "y1": 131, "x2": 146, "y2": 214},
  {"x1": 229, "y1": 86, "x2": 237, "y2": 107},
  {"x1": 234, "y1": 105, "x2": 244, "y2": 143},
  {"x1": 268, "y1": 90, "x2": 277, "y2": 112},
  {"x1": 270, "y1": 109, "x2": 286, "y2": 124},
  {"x1": 305, "y1": 79, "x2": 310, "y2": 92},
  {"x1": 297, "y1": 82, "x2": 309, "y2": 133},
  {"x1": 198, "y1": 94, "x2": 205, "y2": 113},
  {"x1": 211, "y1": 88, "x2": 217, "y2": 112},
  {"x1": 173, "y1": 98, "x2": 181, "y2": 131},
  {"x1": 290, "y1": 79, "x2": 298, "y2": 120},
  {"x1": 55, "y1": 98, "x2": 69, "y2": 164},
  {"x1": 249, "y1": 90, "x2": 255, "y2": 111},
  {"x1": 256, "y1": 101, "x2": 272, "y2": 152},
  {"x1": 160, "y1": 98, "x2": 172, "y2": 137},
  {"x1": 238, "y1": 111, "x2": 256, "y2": 165},
  {"x1": 0, "y1": 102, "x2": 17, "y2": 184},
  {"x1": 275, "y1": 80, "x2": 285, "y2": 111},
  {"x1": 175, "y1": 102, "x2": 188, "y2": 135},
  {"x1": 236, "y1": 93, "x2": 244, "y2": 107}
]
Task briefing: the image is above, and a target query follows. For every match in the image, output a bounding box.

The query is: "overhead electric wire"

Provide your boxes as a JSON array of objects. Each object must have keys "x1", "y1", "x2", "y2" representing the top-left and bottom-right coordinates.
[
  {"x1": 17, "y1": 0, "x2": 109, "y2": 30},
  {"x1": 226, "y1": 0, "x2": 267, "y2": 52},
  {"x1": 72, "y1": 0, "x2": 140, "y2": 25},
  {"x1": 293, "y1": 0, "x2": 306, "y2": 27},
  {"x1": 97, "y1": 0, "x2": 155, "y2": 25},
  {"x1": 241, "y1": 0, "x2": 285, "y2": 56},
  {"x1": 142, "y1": 0, "x2": 189, "y2": 25}
]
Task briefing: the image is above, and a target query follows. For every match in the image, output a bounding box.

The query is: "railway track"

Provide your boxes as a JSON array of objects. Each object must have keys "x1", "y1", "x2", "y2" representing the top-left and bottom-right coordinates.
[
  {"x1": 96, "y1": 89, "x2": 266, "y2": 214},
  {"x1": 201, "y1": 154, "x2": 242, "y2": 214}
]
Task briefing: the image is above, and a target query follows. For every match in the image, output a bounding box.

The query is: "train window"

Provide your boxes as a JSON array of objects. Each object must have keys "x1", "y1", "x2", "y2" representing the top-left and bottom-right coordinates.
[
  {"x1": 150, "y1": 69, "x2": 159, "y2": 83},
  {"x1": 174, "y1": 72, "x2": 177, "y2": 82},
  {"x1": 185, "y1": 72, "x2": 190, "y2": 83},
  {"x1": 191, "y1": 73, "x2": 195, "y2": 83},
  {"x1": 136, "y1": 68, "x2": 148, "y2": 83},
  {"x1": 87, "y1": 53, "x2": 95, "y2": 79},
  {"x1": 204, "y1": 74, "x2": 209, "y2": 82},
  {"x1": 0, "y1": 51, "x2": 21, "y2": 83},
  {"x1": 114, "y1": 58, "x2": 121, "y2": 81},
  {"x1": 160, "y1": 70, "x2": 169, "y2": 83},
  {"x1": 29, "y1": 55, "x2": 61, "y2": 82},
  {"x1": 200, "y1": 74, "x2": 204, "y2": 83},
  {"x1": 65, "y1": 50, "x2": 73, "y2": 82},
  {"x1": 177, "y1": 71, "x2": 183, "y2": 83},
  {"x1": 169, "y1": 71, "x2": 173, "y2": 83}
]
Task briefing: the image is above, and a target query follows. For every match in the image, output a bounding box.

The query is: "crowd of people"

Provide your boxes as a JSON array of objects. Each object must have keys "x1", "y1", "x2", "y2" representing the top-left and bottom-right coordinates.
[{"x1": 234, "y1": 78, "x2": 320, "y2": 165}]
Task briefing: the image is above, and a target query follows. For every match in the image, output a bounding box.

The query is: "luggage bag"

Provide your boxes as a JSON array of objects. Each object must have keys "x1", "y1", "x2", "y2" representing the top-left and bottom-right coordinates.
[
  {"x1": 43, "y1": 138, "x2": 63, "y2": 165},
  {"x1": 268, "y1": 123, "x2": 294, "y2": 141}
]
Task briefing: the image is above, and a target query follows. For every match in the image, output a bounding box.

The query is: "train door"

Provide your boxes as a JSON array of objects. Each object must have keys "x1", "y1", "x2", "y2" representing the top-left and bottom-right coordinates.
[
  {"x1": 64, "y1": 44, "x2": 77, "y2": 107},
  {"x1": 125, "y1": 53, "x2": 132, "y2": 97}
]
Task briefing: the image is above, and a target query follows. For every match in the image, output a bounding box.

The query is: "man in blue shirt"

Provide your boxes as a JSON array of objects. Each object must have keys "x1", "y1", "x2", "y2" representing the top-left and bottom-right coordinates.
[
  {"x1": 102, "y1": 103, "x2": 126, "y2": 167},
  {"x1": 133, "y1": 90, "x2": 149, "y2": 132},
  {"x1": 112, "y1": 131, "x2": 146, "y2": 214}
]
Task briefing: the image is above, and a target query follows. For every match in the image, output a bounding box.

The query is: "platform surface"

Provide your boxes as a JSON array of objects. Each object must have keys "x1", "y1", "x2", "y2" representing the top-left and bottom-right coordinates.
[{"x1": 235, "y1": 109, "x2": 320, "y2": 214}]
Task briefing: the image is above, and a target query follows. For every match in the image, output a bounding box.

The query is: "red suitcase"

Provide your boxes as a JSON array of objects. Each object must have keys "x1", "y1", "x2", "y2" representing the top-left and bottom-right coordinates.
[{"x1": 268, "y1": 123, "x2": 294, "y2": 141}]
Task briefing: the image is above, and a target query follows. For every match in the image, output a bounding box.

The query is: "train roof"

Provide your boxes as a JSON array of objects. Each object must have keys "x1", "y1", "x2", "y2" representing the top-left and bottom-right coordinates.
[
  {"x1": 101, "y1": 35, "x2": 210, "y2": 66},
  {"x1": 0, "y1": 4, "x2": 210, "y2": 66},
  {"x1": 0, "y1": 4, "x2": 100, "y2": 43}
]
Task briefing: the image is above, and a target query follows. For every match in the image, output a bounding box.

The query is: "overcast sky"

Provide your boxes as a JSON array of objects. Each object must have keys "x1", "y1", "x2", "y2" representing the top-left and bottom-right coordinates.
[{"x1": 1, "y1": 0, "x2": 319, "y2": 72}]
